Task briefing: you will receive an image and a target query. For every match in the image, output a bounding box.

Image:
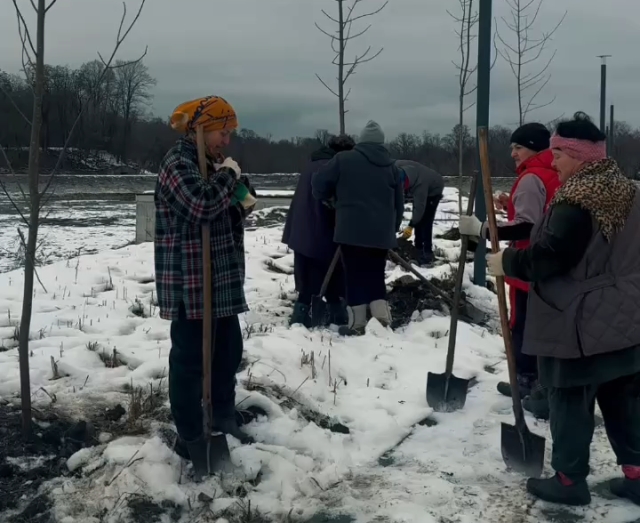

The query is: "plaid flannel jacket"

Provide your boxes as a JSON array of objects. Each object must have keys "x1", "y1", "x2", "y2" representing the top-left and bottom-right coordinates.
[{"x1": 154, "y1": 138, "x2": 248, "y2": 321}]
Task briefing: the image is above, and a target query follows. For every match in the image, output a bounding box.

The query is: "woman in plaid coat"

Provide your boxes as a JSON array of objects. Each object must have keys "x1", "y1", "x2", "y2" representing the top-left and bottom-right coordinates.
[{"x1": 154, "y1": 96, "x2": 254, "y2": 457}]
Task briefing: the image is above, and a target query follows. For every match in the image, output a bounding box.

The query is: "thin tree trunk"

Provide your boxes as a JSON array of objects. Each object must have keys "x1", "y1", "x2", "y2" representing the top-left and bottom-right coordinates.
[
  {"x1": 19, "y1": 0, "x2": 46, "y2": 438},
  {"x1": 338, "y1": 0, "x2": 345, "y2": 135},
  {"x1": 458, "y1": 96, "x2": 464, "y2": 215}
]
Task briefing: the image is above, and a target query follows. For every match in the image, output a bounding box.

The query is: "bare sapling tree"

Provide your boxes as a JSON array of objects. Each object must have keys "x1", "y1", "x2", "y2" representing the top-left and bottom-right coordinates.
[
  {"x1": 448, "y1": 0, "x2": 478, "y2": 214},
  {"x1": 0, "y1": 0, "x2": 147, "y2": 438},
  {"x1": 316, "y1": 0, "x2": 388, "y2": 134},
  {"x1": 496, "y1": 0, "x2": 566, "y2": 126}
]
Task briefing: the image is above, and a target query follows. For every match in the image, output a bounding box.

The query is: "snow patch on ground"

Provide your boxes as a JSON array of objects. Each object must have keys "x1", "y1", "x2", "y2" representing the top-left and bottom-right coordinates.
[{"x1": 0, "y1": 188, "x2": 636, "y2": 522}]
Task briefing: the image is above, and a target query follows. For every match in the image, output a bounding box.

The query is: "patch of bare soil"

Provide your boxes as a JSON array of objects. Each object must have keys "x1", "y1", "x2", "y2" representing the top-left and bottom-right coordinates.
[
  {"x1": 0, "y1": 404, "x2": 95, "y2": 522},
  {"x1": 246, "y1": 207, "x2": 288, "y2": 229},
  {"x1": 437, "y1": 226, "x2": 461, "y2": 241},
  {"x1": 387, "y1": 274, "x2": 465, "y2": 330},
  {"x1": 394, "y1": 238, "x2": 421, "y2": 264}
]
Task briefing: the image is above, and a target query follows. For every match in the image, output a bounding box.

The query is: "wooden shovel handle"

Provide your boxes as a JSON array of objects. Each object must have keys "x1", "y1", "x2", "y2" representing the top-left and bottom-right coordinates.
[
  {"x1": 444, "y1": 172, "x2": 479, "y2": 376},
  {"x1": 477, "y1": 127, "x2": 525, "y2": 423},
  {"x1": 318, "y1": 247, "x2": 342, "y2": 299},
  {"x1": 197, "y1": 125, "x2": 216, "y2": 434}
]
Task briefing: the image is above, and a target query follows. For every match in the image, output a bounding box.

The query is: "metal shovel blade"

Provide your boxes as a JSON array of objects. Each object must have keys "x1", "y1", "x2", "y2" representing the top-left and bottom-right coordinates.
[
  {"x1": 501, "y1": 422, "x2": 545, "y2": 479},
  {"x1": 426, "y1": 372, "x2": 470, "y2": 412},
  {"x1": 187, "y1": 433, "x2": 232, "y2": 482}
]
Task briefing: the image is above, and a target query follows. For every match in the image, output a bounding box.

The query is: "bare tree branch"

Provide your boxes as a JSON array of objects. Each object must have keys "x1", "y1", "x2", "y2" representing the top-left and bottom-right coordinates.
[
  {"x1": 345, "y1": 0, "x2": 388, "y2": 24},
  {"x1": 0, "y1": 145, "x2": 30, "y2": 226},
  {"x1": 315, "y1": 73, "x2": 339, "y2": 98},
  {"x1": 495, "y1": 0, "x2": 566, "y2": 124},
  {"x1": 449, "y1": 0, "x2": 478, "y2": 214},
  {"x1": 315, "y1": 0, "x2": 387, "y2": 134},
  {"x1": 12, "y1": 0, "x2": 37, "y2": 57},
  {"x1": 45, "y1": 0, "x2": 58, "y2": 13},
  {"x1": 17, "y1": 228, "x2": 48, "y2": 294},
  {"x1": 39, "y1": 0, "x2": 148, "y2": 204}
]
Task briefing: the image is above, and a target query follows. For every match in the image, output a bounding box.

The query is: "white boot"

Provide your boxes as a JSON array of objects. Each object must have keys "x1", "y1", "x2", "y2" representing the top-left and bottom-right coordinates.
[
  {"x1": 339, "y1": 304, "x2": 368, "y2": 336},
  {"x1": 369, "y1": 299, "x2": 392, "y2": 328}
]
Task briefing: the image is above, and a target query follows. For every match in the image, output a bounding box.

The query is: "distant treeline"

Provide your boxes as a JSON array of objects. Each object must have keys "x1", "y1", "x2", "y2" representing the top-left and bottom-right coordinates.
[{"x1": 2, "y1": 61, "x2": 640, "y2": 177}]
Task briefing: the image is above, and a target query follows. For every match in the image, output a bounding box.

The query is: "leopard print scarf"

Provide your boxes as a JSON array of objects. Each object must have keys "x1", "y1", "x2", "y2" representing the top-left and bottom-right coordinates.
[{"x1": 551, "y1": 158, "x2": 636, "y2": 241}]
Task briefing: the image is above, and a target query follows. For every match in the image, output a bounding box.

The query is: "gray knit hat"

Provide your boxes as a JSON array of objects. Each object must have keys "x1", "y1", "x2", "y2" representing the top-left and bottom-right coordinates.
[{"x1": 358, "y1": 120, "x2": 385, "y2": 144}]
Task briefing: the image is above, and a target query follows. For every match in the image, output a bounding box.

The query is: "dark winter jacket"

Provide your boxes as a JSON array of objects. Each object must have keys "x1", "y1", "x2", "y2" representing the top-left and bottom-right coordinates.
[
  {"x1": 312, "y1": 143, "x2": 404, "y2": 250},
  {"x1": 395, "y1": 160, "x2": 444, "y2": 226},
  {"x1": 502, "y1": 159, "x2": 640, "y2": 360},
  {"x1": 282, "y1": 146, "x2": 338, "y2": 262}
]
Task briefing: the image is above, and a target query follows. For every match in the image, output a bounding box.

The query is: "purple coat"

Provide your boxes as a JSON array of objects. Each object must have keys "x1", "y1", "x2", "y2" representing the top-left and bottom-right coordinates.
[{"x1": 282, "y1": 147, "x2": 338, "y2": 262}]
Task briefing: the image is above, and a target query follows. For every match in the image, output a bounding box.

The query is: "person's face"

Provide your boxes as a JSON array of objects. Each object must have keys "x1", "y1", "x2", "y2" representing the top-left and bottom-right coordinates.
[
  {"x1": 510, "y1": 144, "x2": 537, "y2": 168},
  {"x1": 552, "y1": 149, "x2": 584, "y2": 184},
  {"x1": 204, "y1": 129, "x2": 232, "y2": 156}
]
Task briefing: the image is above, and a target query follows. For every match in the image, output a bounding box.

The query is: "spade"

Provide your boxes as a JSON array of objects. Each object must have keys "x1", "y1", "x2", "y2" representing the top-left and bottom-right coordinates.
[
  {"x1": 426, "y1": 171, "x2": 479, "y2": 412},
  {"x1": 310, "y1": 247, "x2": 342, "y2": 328},
  {"x1": 189, "y1": 125, "x2": 233, "y2": 481},
  {"x1": 478, "y1": 126, "x2": 545, "y2": 478}
]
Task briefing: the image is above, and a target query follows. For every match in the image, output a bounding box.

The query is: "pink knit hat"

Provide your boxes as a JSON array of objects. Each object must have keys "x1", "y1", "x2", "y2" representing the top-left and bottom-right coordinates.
[{"x1": 550, "y1": 134, "x2": 607, "y2": 162}]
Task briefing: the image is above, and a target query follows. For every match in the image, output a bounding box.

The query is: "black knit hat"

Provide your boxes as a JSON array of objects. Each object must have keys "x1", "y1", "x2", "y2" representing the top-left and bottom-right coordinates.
[{"x1": 510, "y1": 123, "x2": 550, "y2": 152}]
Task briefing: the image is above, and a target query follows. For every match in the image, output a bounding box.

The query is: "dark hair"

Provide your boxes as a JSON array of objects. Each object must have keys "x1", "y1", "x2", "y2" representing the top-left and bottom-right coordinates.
[
  {"x1": 328, "y1": 134, "x2": 356, "y2": 153},
  {"x1": 555, "y1": 112, "x2": 606, "y2": 142}
]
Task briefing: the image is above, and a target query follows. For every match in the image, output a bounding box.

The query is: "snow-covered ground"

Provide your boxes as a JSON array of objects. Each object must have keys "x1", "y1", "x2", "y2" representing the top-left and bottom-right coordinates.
[{"x1": 0, "y1": 189, "x2": 636, "y2": 522}]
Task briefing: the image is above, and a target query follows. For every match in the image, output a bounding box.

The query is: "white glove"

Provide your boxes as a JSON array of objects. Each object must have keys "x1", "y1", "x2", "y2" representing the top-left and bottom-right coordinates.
[
  {"x1": 486, "y1": 250, "x2": 505, "y2": 276},
  {"x1": 459, "y1": 215, "x2": 483, "y2": 237},
  {"x1": 221, "y1": 156, "x2": 241, "y2": 178}
]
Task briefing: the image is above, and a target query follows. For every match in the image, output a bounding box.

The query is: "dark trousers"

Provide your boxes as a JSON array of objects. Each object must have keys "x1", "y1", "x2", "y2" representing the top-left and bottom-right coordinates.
[
  {"x1": 340, "y1": 245, "x2": 388, "y2": 306},
  {"x1": 511, "y1": 288, "x2": 537, "y2": 377},
  {"x1": 414, "y1": 195, "x2": 442, "y2": 255},
  {"x1": 549, "y1": 371, "x2": 640, "y2": 480},
  {"x1": 294, "y1": 252, "x2": 344, "y2": 305},
  {"x1": 169, "y1": 303, "x2": 243, "y2": 442}
]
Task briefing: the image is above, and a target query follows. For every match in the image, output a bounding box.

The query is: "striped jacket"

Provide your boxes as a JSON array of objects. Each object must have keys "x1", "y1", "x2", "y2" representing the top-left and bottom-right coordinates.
[{"x1": 154, "y1": 137, "x2": 248, "y2": 320}]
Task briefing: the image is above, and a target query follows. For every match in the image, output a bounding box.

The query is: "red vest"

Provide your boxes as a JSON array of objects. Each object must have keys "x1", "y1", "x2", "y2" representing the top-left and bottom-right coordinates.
[{"x1": 504, "y1": 149, "x2": 561, "y2": 293}]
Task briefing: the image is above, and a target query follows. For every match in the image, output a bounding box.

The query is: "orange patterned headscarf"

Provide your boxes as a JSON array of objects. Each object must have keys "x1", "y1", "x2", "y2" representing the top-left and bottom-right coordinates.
[{"x1": 170, "y1": 96, "x2": 238, "y2": 133}]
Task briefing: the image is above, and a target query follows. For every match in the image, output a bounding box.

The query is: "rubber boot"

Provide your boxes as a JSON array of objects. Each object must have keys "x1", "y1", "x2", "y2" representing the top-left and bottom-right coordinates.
[
  {"x1": 610, "y1": 466, "x2": 640, "y2": 506},
  {"x1": 290, "y1": 301, "x2": 311, "y2": 328},
  {"x1": 328, "y1": 301, "x2": 348, "y2": 326},
  {"x1": 338, "y1": 304, "x2": 367, "y2": 336},
  {"x1": 184, "y1": 434, "x2": 211, "y2": 482},
  {"x1": 497, "y1": 373, "x2": 535, "y2": 398},
  {"x1": 526, "y1": 474, "x2": 591, "y2": 506},
  {"x1": 370, "y1": 299, "x2": 392, "y2": 328},
  {"x1": 418, "y1": 250, "x2": 435, "y2": 268},
  {"x1": 173, "y1": 435, "x2": 190, "y2": 460},
  {"x1": 213, "y1": 415, "x2": 255, "y2": 445}
]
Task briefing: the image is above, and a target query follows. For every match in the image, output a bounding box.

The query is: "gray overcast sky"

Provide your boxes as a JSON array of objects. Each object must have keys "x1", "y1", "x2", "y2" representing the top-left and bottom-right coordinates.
[{"x1": 1, "y1": 0, "x2": 638, "y2": 140}]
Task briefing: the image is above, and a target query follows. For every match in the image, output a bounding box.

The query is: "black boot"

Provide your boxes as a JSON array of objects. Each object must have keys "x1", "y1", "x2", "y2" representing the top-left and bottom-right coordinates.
[
  {"x1": 328, "y1": 301, "x2": 348, "y2": 326},
  {"x1": 418, "y1": 251, "x2": 435, "y2": 267},
  {"x1": 173, "y1": 435, "x2": 190, "y2": 460},
  {"x1": 526, "y1": 474, "x2": 591, "y2": 506},
  {"x1": 497, "y1": 373, "x2": 535, "y2": 398},
  {"x1": 610, "y1": 477, "x2": 640, "y2": 506},
  {"x1": 213, "y1": 415, "x2": 255, "y2": 445},
  {"x1": 290, "y1": 302, "x2": 311, "y2": 328}
]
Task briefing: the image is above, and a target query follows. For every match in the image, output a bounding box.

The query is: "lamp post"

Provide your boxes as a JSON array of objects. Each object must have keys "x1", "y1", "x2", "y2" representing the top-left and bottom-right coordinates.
[
  {"x1": 473, "y1": 0, "x2": 492, "y2": 286},
  {"x1": 597, "y1": 55, "x2": 611, "y2": 134}
]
